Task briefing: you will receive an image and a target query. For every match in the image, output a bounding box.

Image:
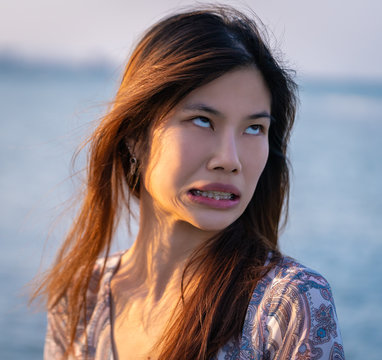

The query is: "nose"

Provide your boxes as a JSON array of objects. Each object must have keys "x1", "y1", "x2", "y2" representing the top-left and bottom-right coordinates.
[{"x1": 206, "y1": 131, "x2": 242, "y2": 173}]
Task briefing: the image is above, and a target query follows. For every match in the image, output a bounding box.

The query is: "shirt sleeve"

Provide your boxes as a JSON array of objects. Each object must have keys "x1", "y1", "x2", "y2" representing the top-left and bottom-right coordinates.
[
  {"x1": 43, "y1": 298, "x2": 69, "y2": 360},
  {"x1": 259, "y1": 268, "x2": 345, "y2": 359}
]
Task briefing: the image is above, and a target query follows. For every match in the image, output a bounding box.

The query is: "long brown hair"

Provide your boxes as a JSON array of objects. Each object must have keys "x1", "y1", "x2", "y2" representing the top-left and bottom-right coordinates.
[{"x1": 33, "y1": 5, "x2": 297, "y2": 359}]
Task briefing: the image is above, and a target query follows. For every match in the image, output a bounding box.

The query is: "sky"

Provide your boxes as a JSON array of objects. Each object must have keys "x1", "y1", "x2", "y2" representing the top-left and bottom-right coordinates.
[{"x1": 1, "y1": 0, "x2": 381, "y2": 79}]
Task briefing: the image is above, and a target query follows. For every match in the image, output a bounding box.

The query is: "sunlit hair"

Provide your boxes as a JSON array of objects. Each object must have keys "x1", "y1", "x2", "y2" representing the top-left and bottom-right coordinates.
[{"x1": 33, "y1": 5, "x2": 297, "y2": 359}]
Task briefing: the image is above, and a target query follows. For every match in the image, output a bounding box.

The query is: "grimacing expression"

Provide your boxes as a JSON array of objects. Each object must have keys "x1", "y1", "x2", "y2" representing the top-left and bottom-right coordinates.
[{"x1": 140, "y1": 66, "x2": 271, "y2": 232}]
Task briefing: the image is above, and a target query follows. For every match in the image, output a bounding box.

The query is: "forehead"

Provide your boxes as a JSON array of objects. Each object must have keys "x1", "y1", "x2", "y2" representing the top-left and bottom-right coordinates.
[{"x1": 178, "y1": 66, "x2": 271, "y2": 114}]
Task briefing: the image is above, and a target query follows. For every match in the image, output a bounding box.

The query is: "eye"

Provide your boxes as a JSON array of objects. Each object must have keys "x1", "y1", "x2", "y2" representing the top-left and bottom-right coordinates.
[
  {"x1": 192, "y1": 116, "x2": 212, "y2": 128},
  {"x1": 244, "y1": 124, "x2": 263, "y2": 135}
]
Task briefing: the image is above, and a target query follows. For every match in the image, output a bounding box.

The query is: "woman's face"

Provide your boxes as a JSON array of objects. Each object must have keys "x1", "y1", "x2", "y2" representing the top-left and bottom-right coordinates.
[{"x1": 140, "y1": 66, "x2": 271, "y2": 232}]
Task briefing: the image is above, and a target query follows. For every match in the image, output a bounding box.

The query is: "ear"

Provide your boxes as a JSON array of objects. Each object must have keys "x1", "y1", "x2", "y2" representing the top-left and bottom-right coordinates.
[{"x1": 126, "y1": 137, "x2": 135, "y2": 153}]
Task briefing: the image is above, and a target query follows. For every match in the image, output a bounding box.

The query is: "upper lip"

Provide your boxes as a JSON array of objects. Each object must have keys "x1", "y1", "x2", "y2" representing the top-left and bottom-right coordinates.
[{"x1": 190, "y1": 183, "x2": 241, "y2": 197}]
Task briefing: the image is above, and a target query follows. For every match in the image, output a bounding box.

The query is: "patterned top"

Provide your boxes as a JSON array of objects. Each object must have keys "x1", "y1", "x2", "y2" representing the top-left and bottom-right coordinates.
[{"x1": 44, "y1": 252, "x2": 345, "y2": 359}]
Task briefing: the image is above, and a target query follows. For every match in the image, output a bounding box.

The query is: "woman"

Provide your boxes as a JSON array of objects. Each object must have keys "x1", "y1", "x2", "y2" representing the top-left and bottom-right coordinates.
[{"x1": 37, "y1": 5, "x2": 344, "y2": 360}]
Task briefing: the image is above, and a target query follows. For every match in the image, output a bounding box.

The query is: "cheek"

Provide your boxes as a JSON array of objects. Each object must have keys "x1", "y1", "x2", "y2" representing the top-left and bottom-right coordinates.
[
  {"x1": 143, "y1": 130, "x2": 198, "y2": 194},
  {"x1": 246, "y1": 142, "x2": 269, "y2": 186},
  {"x1": 259, "y1": 142, "x2": 270, "y2": 172}
]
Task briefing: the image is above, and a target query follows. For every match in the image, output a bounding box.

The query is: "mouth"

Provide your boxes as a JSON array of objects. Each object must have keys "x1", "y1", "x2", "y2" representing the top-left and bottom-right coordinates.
[{"x1": 189, "y1": 189, "x2": 238, "y2": 201}]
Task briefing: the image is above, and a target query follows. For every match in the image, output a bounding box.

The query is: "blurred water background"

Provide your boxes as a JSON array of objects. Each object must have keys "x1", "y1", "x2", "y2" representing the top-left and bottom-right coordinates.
[{"x1": 0, "y1": 57, "x2": 381, "y2": 359}]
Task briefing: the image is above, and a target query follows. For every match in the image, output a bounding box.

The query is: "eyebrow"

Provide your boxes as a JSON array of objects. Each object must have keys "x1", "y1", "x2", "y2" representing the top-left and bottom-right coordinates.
[{"x1": 182, "y1": 103, "x2": 273, "y2": 121}]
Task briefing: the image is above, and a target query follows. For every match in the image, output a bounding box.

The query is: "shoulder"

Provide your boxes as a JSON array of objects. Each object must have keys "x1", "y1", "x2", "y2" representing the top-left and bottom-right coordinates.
[
  {"x1": 265, "y1": 257, "x2": 335, "y2": 302},
  {"x1": 242, "y1": 256, "x2": 345, "y2": 359},
  {"x1": 50, "y1": 251, "x2": 124, "y2": 315},
  {"x1": 44, "y1": 251, "x2": 124, "y2": 358},
  {"x1": 86, "y1": 251, "x2": 124, "y2": 302},
  {"x1": 248, "y1": 257, "x2": 335, "y2": 314}
]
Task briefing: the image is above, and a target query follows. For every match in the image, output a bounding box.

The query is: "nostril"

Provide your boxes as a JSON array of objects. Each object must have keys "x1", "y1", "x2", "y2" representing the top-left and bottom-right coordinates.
[{"x1": 212, "y1": 166, "x2": 239, "y2": 173}]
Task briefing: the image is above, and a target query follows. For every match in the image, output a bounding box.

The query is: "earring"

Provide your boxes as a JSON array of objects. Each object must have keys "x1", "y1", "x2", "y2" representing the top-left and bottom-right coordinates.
[{"x1": 127, "y1": 145, "x2": 137, "y2": 177}]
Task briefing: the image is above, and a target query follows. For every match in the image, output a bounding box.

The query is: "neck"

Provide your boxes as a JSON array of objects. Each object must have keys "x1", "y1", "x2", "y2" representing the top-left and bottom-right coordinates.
[{"x1": 120, "y1": 196, "x2": 217, "y2": 301}]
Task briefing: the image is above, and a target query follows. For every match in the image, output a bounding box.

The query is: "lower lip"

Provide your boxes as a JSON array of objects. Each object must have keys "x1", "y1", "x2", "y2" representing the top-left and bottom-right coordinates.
[{"x1": 187, "y1": 192, "x2": 240, "y2": 209}]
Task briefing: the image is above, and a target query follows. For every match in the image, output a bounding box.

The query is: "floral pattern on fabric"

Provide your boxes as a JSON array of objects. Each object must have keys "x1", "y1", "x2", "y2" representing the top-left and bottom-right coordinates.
[{"x1": 45, "y1": 254, "x2": 345, "y2": 359}]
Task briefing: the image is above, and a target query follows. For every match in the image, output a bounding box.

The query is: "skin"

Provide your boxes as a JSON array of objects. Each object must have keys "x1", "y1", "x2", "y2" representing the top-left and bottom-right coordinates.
[{"x1": 110, "y1": 66, "x2": 271, "y2": 360}]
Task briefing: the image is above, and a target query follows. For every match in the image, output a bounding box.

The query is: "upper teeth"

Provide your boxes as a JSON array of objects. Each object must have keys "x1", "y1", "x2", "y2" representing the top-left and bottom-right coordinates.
[{"x1": 193, "y1": 190, "x2": 233, "y2": 200}]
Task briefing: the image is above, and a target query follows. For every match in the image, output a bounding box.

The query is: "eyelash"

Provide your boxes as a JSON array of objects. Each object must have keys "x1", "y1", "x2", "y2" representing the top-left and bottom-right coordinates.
[{"x1": 191, "y1": 116, "x2": 265, "y2": 135}]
